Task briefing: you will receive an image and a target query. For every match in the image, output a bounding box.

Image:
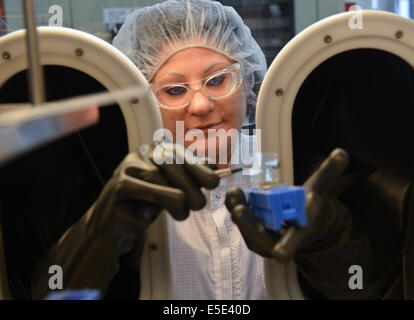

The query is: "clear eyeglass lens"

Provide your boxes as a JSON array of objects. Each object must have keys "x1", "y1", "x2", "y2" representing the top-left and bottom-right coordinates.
[
  {"x1": 203, "y1": 71, "x2": 234, "y2": 99},
  {"x1": 156, "y1": 66, "x2": 241, "y2": 109},
  {"x1": 157, "y1": 85, "x2": 190, "y2": 108}
]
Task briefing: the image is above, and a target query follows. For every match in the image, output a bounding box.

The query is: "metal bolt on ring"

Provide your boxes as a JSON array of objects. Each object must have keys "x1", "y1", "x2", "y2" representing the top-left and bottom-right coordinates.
[
  {"x1": 2, "y1": 51, "x2": 11, "y2": 60},
  {"x1": 396, "y1": 30, "x2": 403, "y2": 39},
  {"x1": 75, "y1": 48, "x2": 84, "y2": 57},
  {"x1": 275, "y1": 89, "x2": 284, "y2": 96},
  {"x1": 324, "y1": 35, "x2": 332, "y2": 43}
]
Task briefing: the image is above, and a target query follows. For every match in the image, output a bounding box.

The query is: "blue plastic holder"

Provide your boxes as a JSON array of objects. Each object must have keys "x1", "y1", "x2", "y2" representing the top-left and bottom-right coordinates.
[
  {"x1": 44, "y1": 289, "x2": 101, "y2": 300},
  {"x1": 246, "y1": 184, "x2": 307, "y2": 231}
]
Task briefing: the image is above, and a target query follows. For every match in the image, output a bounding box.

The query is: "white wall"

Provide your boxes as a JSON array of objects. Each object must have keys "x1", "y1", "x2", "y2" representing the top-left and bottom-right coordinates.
[{"x1": 294, "y1": 0, "x2": 345, "y2": 34}]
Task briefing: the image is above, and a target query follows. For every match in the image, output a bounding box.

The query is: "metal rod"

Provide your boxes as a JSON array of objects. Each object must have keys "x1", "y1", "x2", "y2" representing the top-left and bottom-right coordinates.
[
  {"x1": 215, "y1": 166, "x2": 244, "y2": 178},
  {"x1": 22, "y1": 0, "x2": 46, "y2": 105}
]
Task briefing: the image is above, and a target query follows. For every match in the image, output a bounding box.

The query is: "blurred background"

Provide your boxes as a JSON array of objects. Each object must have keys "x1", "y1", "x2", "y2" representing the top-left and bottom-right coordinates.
[{"x1": 0, "y1": 0, "x2": 412, "y2": 67}]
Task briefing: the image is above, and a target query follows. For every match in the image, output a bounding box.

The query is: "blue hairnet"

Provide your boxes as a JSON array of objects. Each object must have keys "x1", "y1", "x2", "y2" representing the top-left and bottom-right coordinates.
[{"x1": 112, "y1": 0, "x2": 267, "y2": 125}]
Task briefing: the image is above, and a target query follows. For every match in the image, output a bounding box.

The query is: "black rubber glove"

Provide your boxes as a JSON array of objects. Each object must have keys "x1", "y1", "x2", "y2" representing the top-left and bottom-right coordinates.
[
  {"x1": 31, "y1": 142, "x2": 219, "y2": 299},
  {"x1": 225, "y1": 148, "x2": 350, "y2": 262},
  {"x1": 225, "y1": 148, "x2": 394, "y2": 299}
]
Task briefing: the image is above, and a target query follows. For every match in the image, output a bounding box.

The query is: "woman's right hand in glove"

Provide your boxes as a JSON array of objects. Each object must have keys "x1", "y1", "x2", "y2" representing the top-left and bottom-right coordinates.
[{"x1": 31, "y1": 142, "x2": 220, "y2": 299}]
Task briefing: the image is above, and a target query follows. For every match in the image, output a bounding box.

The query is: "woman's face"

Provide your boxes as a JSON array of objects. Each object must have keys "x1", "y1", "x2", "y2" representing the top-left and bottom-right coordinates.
[{"x1": 152, "y1": 47, "x2": 245, "y2": 166}]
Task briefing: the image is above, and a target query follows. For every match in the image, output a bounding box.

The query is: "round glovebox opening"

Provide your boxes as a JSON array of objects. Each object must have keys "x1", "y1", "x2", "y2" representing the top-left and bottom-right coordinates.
[
  {"x1": 292, "y1": 48, "x2": 414, "y2": 185},
  {"x1": 291, "y1": 49, "x2": 413, "y2": 291},
  {"x1": 0, "y1": 66, "x2": 128, "y2": 298}
]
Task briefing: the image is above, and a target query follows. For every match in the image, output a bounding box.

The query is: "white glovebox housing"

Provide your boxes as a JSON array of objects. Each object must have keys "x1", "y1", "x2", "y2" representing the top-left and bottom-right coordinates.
[
  {"x1": 256, "y1": 10, "x2": 414, "y2": 299},
  {"x1": 0, "y1": 27, "x2": 162, "y2": 299},
  {"x1": 1, "y1": 9, "x2": 414, "y2": 300}
]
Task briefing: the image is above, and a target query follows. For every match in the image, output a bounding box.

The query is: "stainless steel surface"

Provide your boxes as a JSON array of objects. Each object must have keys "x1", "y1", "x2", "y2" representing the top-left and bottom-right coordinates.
[
  {"x1": 22, "y1": 0, "x2": 46, "y2": 105},
  {"x1": 0, "y1": 86, "x2": 148, "y2": 165},
  {"x1": 215, "y1": 166, "x2": 244, "y2": 178},
  {"x1": 0, "y1": 106, "x2": 99, "y2": 165}
]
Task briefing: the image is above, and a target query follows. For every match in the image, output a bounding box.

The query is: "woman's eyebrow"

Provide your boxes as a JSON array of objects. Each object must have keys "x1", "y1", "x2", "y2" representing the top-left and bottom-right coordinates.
[
  {"x1": 204, "y1": 62, "x2": 228, "y2": 74},
  {"x1": 159, "y1": 72, "x2": 186, "y2": 79},
  {"x1": 158, "y1": 63, "x2": 228, "y2": 80}
]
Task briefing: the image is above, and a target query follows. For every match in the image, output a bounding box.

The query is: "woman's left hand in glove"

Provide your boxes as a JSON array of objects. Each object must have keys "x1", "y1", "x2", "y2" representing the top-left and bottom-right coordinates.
[{"x1": 225, "y1": 148, "x2": 351, "y2": 263}]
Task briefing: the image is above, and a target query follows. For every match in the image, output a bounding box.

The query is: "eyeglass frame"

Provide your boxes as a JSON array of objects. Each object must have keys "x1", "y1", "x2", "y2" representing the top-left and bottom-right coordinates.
[{"x1": 151, "y1": 63, "x2": 243, "y2": 110}]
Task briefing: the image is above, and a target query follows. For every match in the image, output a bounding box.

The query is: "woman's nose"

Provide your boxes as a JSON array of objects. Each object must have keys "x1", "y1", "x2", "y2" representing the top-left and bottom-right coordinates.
[{"x1": 187, "y1": 90, "x2": 214, "y2": 115}]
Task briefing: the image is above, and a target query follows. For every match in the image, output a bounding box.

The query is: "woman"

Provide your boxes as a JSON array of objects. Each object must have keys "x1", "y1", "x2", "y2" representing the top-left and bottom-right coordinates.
[{"x1": 113, "y1": 0, "x2": 268, "y2": 299}]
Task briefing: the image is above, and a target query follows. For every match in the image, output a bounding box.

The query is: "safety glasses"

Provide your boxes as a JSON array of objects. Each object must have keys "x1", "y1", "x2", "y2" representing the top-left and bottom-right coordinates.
[{"x1": 152, "y1": 63, "x2": 243, "y2": 110}]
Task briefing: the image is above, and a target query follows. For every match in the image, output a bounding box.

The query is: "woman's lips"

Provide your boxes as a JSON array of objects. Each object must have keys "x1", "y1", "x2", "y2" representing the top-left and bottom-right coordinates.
[{"x1": 190, "y1": 121, "x2": 224, "y2": 133}]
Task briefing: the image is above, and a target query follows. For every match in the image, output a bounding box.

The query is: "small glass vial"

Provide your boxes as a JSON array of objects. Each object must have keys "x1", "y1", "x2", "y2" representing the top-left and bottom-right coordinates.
[{"x1": 258, "y1": 152, "x2": 280, "y2": 189}]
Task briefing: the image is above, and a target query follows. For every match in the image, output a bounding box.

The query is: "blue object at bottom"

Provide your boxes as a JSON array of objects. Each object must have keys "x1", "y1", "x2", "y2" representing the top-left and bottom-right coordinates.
[
  {"x1": 246, "y1": 184, "x2": 307, "y2": 231},
  {"x1": 44, "y1": 289, "x2": 101, "y2": 300}
]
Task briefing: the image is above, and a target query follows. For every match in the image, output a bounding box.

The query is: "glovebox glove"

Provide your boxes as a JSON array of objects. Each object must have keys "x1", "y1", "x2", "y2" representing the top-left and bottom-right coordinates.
[
  {"x1": 226, "y1": 148, "x2": 396, "y2": 299},
  {"x1": 31, "y1": 142, "x2": 219, "y2": 299},
  {"x1": 225, "y1": 148, "x2": 351, "y2": 263}
]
